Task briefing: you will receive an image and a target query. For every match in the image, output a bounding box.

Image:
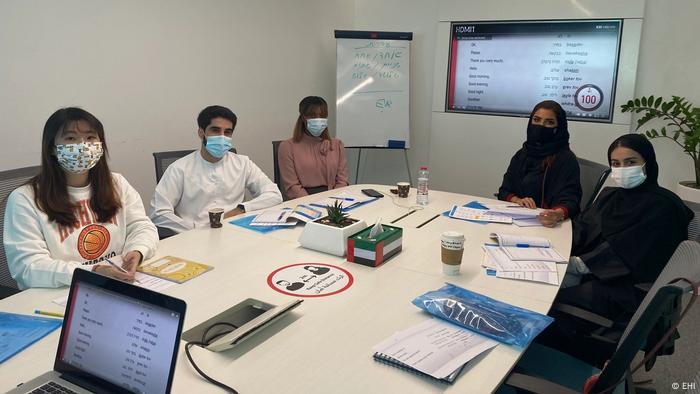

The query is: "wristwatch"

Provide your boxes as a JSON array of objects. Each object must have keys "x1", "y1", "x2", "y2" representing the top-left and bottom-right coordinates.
[{"x1": 237, "y1": 204, "x2": 246, "y2": 213}]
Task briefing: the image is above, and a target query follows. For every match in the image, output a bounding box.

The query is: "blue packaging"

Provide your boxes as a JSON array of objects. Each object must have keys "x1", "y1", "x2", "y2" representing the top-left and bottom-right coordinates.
[{"x1": 411, "y1": 283, "x2": 553, "y2": 347}]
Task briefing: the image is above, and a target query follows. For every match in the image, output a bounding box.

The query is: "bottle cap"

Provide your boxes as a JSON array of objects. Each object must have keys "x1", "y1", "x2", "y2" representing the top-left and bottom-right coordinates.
[{"x1": 420, "y1": 166, "x2": 428, "y2": 170}]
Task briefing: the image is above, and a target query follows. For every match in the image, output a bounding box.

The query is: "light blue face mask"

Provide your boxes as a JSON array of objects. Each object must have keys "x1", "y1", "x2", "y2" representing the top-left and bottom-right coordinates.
[
  {"x1": 305, "y1": 118, "x2": 328, "y2": 137},
  {"x1": 204, "y1": 135, "x2": 233, "y2": 158},
  {"x1": 610, "y1": 164, "x2": 647, "y2": 189}
]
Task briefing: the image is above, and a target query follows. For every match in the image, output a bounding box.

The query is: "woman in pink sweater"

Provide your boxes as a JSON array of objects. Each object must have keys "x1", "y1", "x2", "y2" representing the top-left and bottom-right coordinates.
[{"x1": 278, "y1": 96, "x2": 349, "y2": 199}]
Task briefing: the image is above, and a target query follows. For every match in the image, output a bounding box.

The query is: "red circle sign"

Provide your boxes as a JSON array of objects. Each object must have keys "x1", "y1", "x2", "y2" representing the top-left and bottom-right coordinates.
[{"x1": 267, "y1": 263, "x2": 354, "y2": 297}]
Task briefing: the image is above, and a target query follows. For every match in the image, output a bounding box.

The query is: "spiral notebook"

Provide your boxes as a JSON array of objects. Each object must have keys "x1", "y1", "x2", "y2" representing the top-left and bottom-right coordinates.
[{"x1": 372, "y1": 352, "x2": 466, "y2": 384}]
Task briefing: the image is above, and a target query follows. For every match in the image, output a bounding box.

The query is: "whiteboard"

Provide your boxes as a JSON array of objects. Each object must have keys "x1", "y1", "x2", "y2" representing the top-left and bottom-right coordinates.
[{"x1": 335, "y1": 31, "x2": 411, "y2": 148}]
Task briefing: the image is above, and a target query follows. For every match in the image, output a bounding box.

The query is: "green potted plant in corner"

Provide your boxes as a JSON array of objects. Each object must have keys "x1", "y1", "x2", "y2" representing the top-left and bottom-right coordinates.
[
  {"x1": 298, "y1": 201, "x2": 367, "y2": 256},
  {"x1": 621, "y1": 95, "x2": 700, "y2": 202}
]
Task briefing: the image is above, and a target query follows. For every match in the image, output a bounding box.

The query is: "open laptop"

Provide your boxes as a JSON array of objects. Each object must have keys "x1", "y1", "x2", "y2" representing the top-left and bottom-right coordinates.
[{"x1": 9, "y1": 269, "x2": 186, "y2": 394}]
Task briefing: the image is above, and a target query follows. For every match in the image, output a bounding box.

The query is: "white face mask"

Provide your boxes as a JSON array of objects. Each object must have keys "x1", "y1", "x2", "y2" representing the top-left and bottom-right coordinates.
[
  {"x1": 55, "y1": 142, "x2": 104, "y2": 174},
  {"x1": 610, "y1": 164, "x2": 647, "y2": 189},
  {"x1": 305, "y1": 118, "x2": 327, "y2": 137}
]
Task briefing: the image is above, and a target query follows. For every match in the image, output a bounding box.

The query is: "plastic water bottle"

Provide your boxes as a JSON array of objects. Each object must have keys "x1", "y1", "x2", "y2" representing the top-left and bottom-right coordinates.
[{"x1": 417, "y1": 166, "x2": 429, "y2": 205}]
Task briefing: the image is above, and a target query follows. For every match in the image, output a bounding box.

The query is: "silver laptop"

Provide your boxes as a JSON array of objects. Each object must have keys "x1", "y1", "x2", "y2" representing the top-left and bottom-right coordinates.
[{"x1": 9, "y1": 269, "x2": 186, "y2": 394}]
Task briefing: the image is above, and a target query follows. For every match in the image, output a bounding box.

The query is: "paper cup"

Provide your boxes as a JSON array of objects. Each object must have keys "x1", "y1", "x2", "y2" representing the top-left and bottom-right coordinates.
[
  {"x1": 208, "y1": 208, "x2": 224, "y2": 228},
  {"x1": 441, "y1": 231, "x2": 465, "y2": 275},
  {"x1": 397, "y1": 182, "x2": 410, "y2": 198}
]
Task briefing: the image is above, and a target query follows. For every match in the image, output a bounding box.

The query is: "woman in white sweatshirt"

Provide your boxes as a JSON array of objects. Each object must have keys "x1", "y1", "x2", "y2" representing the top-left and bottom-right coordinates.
[{"x1": 3, "y1": 107, "x2": 158, "y2": 289}]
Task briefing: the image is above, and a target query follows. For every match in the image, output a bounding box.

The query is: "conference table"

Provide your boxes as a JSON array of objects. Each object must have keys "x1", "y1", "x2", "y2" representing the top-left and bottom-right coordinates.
[{"x1": 0, "y1": 185, "x2": 572, "y2": 393}]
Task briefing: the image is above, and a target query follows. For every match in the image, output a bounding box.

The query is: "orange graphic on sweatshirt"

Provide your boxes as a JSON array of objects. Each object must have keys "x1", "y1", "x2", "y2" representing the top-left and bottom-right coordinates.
[{"x1": 77, "y1": 224, "x2": 110, "y2": 260}]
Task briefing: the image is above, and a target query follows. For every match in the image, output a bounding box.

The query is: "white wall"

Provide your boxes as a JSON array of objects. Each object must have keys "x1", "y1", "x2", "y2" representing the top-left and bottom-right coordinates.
[
  {"x1": 0, "y1": 0, "x2": 354, "y2": 205},
  {"x1": 2, "y1": 0, "x2": 698, "y2": 203}
]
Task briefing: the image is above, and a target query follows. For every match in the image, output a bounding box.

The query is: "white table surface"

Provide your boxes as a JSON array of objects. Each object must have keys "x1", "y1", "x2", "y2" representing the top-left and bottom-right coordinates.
[{"x1": 0, "y1": 184, "x2": 572, "y2": 393}]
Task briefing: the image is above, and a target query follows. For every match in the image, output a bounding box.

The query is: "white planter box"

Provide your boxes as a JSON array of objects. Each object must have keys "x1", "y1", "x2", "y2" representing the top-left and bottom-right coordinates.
[
  {"x1": 677, "y1": 181, "x2": 700, "y2": 204},
  {"x1": 298, "y1": 218, "x2": 367, "y2": 257}
]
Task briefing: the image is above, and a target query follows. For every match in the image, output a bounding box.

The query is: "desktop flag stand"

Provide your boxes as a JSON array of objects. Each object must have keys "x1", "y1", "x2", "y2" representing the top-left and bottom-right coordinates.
[{"x1": 346, "y1": 225, "x2": 403, "y2": 267}]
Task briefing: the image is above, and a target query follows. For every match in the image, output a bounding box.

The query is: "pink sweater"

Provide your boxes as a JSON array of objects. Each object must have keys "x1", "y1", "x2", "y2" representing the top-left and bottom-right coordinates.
[{"x1": 278, "y1": 134, "x2": 349, "y2": 199}]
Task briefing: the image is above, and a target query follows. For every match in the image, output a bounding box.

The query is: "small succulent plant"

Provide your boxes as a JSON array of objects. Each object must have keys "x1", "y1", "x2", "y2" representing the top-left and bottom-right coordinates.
[{"x1": 325, "y1": 200, "x2": 349, "y2": 225}]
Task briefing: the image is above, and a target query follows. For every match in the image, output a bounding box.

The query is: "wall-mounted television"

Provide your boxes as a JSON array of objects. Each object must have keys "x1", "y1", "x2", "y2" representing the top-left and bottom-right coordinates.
[{"x1": 446, "y1": 20, "x2": 623, "y2": 123}]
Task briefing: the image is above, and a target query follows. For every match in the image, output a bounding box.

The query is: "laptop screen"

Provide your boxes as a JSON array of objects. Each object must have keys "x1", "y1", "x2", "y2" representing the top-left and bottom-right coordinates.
[{"x1": 57, "y1": 277, "x2": 183, "y2": 394}]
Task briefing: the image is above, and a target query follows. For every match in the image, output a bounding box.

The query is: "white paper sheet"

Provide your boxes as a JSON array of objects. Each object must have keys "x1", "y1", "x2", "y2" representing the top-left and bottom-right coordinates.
[
  {"x1": 372, "y1": 318, "x2": 498, "y2": 379},
  {"x1": 489, "y1": 233, "x2": 551, "y2": 248},
  {"x1": 448, "y1": 206, "x2": 513, "y2": 224},
  {"x1": 501, "y1": 246, "x2": 566, "y2": 262}
]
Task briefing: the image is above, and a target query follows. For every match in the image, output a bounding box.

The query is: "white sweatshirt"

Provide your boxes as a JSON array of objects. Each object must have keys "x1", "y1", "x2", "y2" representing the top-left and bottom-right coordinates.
[
  {"x1": 4, "y1": 173, "x2": 158, "y2": 289},
  {"x1": 149, "y1": 150, "x2": 283, "y2": 233}
]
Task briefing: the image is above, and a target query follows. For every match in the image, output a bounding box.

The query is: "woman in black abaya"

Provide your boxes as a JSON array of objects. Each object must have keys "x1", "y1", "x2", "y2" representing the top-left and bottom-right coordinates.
[
  {"x1": 540, "y1": 133, "x2": 694, "y2": 366},
  {"x1": 498, "y1": 100, "x2": 582, "y2": 227}
]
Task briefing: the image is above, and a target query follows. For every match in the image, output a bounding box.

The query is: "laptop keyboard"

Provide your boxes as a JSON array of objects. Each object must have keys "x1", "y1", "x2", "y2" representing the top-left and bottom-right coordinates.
[{"x1": 28, "y1": 381, "x2": 79, "y2": 394}]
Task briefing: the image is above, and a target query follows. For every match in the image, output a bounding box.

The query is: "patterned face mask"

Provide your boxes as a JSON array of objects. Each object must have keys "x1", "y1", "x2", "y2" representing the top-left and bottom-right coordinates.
[{"x1": 54, "y1": 142, "x2": 104, "y2": 173}]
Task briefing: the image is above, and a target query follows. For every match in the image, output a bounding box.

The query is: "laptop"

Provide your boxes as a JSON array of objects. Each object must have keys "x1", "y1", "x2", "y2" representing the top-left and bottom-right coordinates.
[{"x1": 9, "y1": 269, "x2": 186, "y2": 394}]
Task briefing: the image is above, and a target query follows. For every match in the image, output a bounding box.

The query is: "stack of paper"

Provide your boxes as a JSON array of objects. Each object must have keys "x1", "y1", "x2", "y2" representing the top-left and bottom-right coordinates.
[
  {"x1": 478, "y1": 202, "x2": 545, "y2": 227},
  {"x1": 250, "y1": 204, "x2": 323, "y2": 226},
  {"x1": 481, "y1": 233, "x2": 566, "y2": 285},
  {"x1": 310, "y1": 192, "x2": 377, "y2": 211},
  {"x1": 372, "y1": 318, "x2": 498, "y2": 383}
]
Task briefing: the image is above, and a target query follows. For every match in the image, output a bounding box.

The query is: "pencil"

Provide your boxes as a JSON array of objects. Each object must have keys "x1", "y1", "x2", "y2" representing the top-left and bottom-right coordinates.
[
  {"x1": 34, "y1": 310, "x2": 64, "y2": 318},
  {"x1": 390, "y1": 209, "x2": 417, "y2": 224},
  {"x1": 105, "y1": 258, "x2": 142, "y2": 283},
  {"x1": 416, "y1": 214, "x2": 440, "y2": 228}
]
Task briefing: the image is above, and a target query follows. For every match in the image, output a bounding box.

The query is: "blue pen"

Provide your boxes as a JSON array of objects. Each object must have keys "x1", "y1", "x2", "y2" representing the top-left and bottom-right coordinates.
[
  {"x1": 277, "y1": 212, "x2": 286, "y2": 221},
  {"x1": 516, "y1": 243, "x2": 531, "y2": 248},
  {"x1": 330, "y1": 197, "x2": 354, "y2": 202}
]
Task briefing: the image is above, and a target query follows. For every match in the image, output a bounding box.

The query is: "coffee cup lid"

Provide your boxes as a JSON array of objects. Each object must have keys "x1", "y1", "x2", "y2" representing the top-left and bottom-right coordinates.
[{"x1": 441, "y1": 231, "x2": 464, "y2": 240}]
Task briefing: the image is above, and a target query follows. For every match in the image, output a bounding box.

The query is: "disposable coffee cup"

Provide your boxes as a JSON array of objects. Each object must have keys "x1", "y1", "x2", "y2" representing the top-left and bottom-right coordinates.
[
  {"x1": 397, "y1": 182, "x2": 410, "y2": 198},
  {"x1": 441, "y1": 231, "x2": 465, "y2": 275},
  {"x1": 209, "y1": 208, "x2": 224, "y2": 228}
]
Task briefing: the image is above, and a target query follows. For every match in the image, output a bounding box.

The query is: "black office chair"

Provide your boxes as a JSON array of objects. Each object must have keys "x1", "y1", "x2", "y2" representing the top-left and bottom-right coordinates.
[
  {"x1": 500, "y1": 240, "x2": 700, "y2": 394},
  {"x1": 272, "y1": 140, "x2": 288, "y2": 201},
  {"x1": 0, "y1": 165, "x2": 41, "y2": 298},
  {"x1": 577, "y1": 157, "x2": 611, "y2": 212}
]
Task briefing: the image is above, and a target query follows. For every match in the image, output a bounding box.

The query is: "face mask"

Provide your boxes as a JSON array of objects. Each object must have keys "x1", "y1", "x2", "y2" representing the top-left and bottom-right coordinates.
[
  {"x1": 55, "y1": 142, "x2": 103, "y2": 174},
  {"x1": 610, "y1": 164, "x2": 647, "y2": 189},
  {"x1": 204, "y1": 135, "x2": 232, "y2": 158},
  {"x1": 305, "y1": 118, "x2": 327, "y2": 137},
  {"x1": 527, "y1": 123, "x2": 557, "y2": 143}
]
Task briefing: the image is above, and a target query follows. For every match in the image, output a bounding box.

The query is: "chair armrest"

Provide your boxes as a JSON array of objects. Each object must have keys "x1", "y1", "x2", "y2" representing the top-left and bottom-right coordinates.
[
  {"x1": 505, "y1": 372, "x2": 580, "y2": 394},
  {"x1": 635, "y1": 282, "x2": 652, "y2": 293},
  {"x1": 552, "y1": 302, "x2": 614, "y2": 328}
]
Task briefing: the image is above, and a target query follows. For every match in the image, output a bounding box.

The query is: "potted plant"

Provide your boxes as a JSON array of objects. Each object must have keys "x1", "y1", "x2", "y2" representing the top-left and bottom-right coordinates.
[
  {"x1": 298, "y1": 201, "x2": 367, "y2": 256},
  {"x1": 621, "y1": 95, "x2": 700, "y2": 202}
]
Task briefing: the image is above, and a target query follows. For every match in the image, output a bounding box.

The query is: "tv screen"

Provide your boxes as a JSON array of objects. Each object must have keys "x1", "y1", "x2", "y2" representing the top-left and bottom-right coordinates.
[{"x1": 446, "y1": 20, "x2": 623, "y2": 123}]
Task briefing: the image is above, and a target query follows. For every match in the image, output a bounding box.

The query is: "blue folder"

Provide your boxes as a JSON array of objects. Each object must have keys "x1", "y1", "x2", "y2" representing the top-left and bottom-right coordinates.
[{"x1": 0, "y1": 312, "x2": 63, "y2": 364}]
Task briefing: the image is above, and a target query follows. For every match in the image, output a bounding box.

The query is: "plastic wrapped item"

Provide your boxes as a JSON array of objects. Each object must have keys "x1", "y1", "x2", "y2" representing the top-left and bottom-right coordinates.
[{"x1": 411, "y1": 283, "x2": 553, "y2": 347}]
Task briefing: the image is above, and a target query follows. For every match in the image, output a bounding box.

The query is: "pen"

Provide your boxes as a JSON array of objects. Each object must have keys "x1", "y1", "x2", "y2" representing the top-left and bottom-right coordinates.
[
  {"x1": 277, "y1": 212, "x2": 285, "y2": 221},
  {"x1": 330, "y1": 197, "x2": 355, "y2": 201},
  {"x1": 516, "y1": 243, "x2": 531, "y2": 248},
  {"x1": 35, "y1": 310, "x2": 64, "y2": 318},
  {"x1": 105, "y1": 258, "x2": 142, "y2": 283},
  {"x1": 416, "y1": 214, "x2": 440, "y2": 228}
]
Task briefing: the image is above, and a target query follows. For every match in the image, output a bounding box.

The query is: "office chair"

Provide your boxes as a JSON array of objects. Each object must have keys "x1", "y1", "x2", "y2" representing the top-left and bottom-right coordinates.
[
  {"x1": 501, "y1": 241, "x2": 700, "y2": 393},
  {"x1": 272, "y1": 140, "x2": 287, "y2": 201},
  {"x1": 684, "y1": 200, "x2": 700, "y2": 243},
  {"x1": 0, "y1": 165, "x2": 41, "y2": 298},
  {"x1": 577, "y1": 157, "x2": 611, "y2": 212}
]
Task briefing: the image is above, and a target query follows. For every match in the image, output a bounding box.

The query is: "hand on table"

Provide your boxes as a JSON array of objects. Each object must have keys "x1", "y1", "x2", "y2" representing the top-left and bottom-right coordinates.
[
  {"x1": 538, "y1": 208, "x2": 565, "y2": 228},
  {"x1": 510, "y1": 196, "x2": 537, "y2": 209}
]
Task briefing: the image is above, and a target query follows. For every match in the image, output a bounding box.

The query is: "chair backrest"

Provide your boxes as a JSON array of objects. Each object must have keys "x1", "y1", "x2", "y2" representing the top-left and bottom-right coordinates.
[
  {"x1": 577, "y1": 157, "x2": 611, "y2": 212},
  {"x1": 272, "y1": 140, "x2": 287, "y2": 201},
  {"x1": 0, "y1": 166, "x2": 41, "y2": 289},
  {"x1": 153, "y1": 148, "x2": 237, "y2": 183},
  {"x1": 684, "y1": 200, "x2": 700, "y2": 243},
  {"x1": 593, "y1": 241, "x2": 700, "y2": 392}
]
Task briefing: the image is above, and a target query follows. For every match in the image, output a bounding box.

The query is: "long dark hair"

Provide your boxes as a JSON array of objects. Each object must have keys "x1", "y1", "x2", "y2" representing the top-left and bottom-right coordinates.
[
  {"x1": 30, "y1": 107, "x2": 121, "y2": 226},
  {"x1": 292, "y1": 96, "x2": 330, "y2": 142}
]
